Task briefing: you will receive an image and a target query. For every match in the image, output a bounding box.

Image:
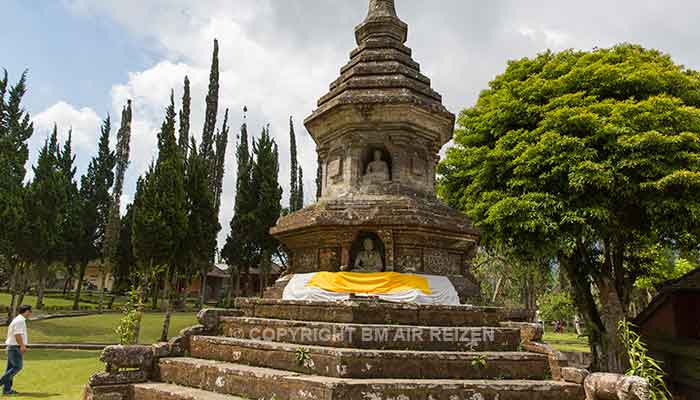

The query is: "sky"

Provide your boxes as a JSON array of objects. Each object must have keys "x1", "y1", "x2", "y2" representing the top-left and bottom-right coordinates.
[{"x1": 5, "y1": 0, "x2": 700, "y2": 246}]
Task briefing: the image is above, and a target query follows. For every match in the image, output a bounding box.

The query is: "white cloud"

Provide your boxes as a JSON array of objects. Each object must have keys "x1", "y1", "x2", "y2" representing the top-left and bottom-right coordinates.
[
  {"x1": 517, "y1": 25, "x2": 572, "y2": 49},
  {"x1": 61, "y1": 0, "x2": 343, "y2": 245},
  {"x1": 33, "y1": 101, "x2": 103, "y2": 152}
]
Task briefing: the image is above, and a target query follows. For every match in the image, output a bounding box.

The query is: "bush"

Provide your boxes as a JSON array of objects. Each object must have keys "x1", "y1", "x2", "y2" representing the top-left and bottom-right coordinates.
[
  {"x1": 619, "y1": 320, "x2": 672, "y2": 400},
  {"x1": 537, "y1": 290, "x2": 576, "y2": 323}
]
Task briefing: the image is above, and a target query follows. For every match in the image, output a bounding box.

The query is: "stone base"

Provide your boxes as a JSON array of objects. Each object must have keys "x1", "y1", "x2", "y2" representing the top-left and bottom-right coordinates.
[
  {"x1": 155, "y1": 358, "x2": 583, "y2": 400},
  {"x1": 235, "y1": 298, "x2": 534, "y2": 326},
  {"x1": 221, "y1": 316, "x2": 522, "y2": 351}
]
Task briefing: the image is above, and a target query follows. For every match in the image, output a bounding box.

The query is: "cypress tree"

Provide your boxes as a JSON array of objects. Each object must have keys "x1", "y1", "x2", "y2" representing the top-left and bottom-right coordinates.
[
  {"x1": 212, "y1": 108, "x2": 229, "y2": 214},
  {"x1": 73, "y1": 116, "x2": 116, "y2": 310},
  {"x1": 100, "y1": 100, "x2": 132, "y2": 313},
  {"x1": 178, "y1": 76, "x2": 191, "y2": 155},
  {"x1": 200, "y1": 39, "x2": 219, "y2": 173},
  {"x1": 185, "y1": 138, "x2": 219, "y2": 307},
  {"x1": 297, "y1": 167, "x2": 304, "y2": 210},
  {"x1": 289, "y1": 116, "x2": 299, "y2": 211},
  {"x1": 0, "y1": 70, "x2": 33, "y2": 320},
  {"x1": 316, "y1": 158, "x2": 322, "y2": 200},
  {"x1": 250, "y1": 124, "x2": 282, "y2": 293},
  {"x1": 29, "y1": 126, "x2": 65, "y2": 309},
  {"x1": 113, "y1": 204, "x2": 135, "y2": 292},
  {"x1": 154, "y1": 92, "x2": 187, "y2": 338},
  {"x1": 57, "y1": 130, "x2": 81, "y2": 294},
  {"x1": 222, "y1": 107, "x2": 254, "y2": 303}
]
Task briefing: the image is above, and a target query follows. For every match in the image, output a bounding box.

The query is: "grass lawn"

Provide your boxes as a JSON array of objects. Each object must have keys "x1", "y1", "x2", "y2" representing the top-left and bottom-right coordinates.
[
  {"x1": 0, "y1": 292, "x2": 85, "y2": 310},
  {"x1": 0, "y1": 312, "x2": 198, "y2": 344},
  {"x1": 543, "y1": 330, "x2": 590, "y2": 353},
  {"x1": 0, "y1": 349, "x2": 102, "y2": 400}
]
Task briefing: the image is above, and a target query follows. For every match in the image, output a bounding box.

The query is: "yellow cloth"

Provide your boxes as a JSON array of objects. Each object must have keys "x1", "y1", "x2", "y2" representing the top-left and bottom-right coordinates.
[{"x1": 306, "y1": 272, "x2": 432, "y2": 295}]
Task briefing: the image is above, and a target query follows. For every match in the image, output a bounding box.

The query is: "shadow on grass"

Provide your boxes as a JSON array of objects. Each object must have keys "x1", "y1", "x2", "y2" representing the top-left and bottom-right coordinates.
[{"x1": 10, "y1": 393, "x2": 62, "y2": 398}]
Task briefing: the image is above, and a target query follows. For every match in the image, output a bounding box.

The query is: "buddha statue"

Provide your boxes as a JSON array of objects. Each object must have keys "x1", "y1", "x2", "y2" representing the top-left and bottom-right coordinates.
[
  {"x1": 363, "y1": 150, "x2": 390, "y2": 183},
  {"x1": 343, "y1": 238, "x2": 384, "y2": 272}
]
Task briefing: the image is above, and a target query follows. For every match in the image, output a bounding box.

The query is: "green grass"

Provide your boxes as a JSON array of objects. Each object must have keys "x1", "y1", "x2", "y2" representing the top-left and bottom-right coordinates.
[
  {"x1": 0, "y1": 349, "x2": 102, "y2": 400},
  {"x1": 1, "y1": 312, "x2": 198, "y2": 344},
  {"x1": 0, "y1": 292, "x2": 83, "y2": 310},
  {"x1": 543, "y1": 330, "x2": 590, "y2": 353}
]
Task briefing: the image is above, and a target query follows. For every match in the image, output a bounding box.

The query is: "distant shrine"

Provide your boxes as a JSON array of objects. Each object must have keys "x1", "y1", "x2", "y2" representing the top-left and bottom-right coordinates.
[{"x1": 270, "y1": 0, "x2": 480, "y2": 302}]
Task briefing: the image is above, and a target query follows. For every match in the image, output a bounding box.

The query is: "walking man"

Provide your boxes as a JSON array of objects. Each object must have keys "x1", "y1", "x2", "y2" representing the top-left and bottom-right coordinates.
[{"x1": 1, "y1": 305, "x2": 31, "y2": 395}]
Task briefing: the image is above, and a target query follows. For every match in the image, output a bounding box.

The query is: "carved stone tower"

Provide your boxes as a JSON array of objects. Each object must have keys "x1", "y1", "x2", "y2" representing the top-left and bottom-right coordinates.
[{"x1": 271, "y1": 0, "x2": 480, "y2": 301}]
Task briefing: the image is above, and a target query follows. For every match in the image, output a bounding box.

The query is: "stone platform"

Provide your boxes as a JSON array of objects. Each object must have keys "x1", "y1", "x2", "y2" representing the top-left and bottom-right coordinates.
[{"x1": 85, "y1": 299, "x2": 585, "y2": 400}]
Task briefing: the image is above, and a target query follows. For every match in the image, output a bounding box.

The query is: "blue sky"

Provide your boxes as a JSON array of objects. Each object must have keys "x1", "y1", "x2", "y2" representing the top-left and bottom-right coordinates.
[{"x1": 6, "y1": 0, "x2": 700, "y2": 246}]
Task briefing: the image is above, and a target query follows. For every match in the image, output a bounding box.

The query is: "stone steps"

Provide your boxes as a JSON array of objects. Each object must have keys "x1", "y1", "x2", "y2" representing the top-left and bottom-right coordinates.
[
  {"x1": 156, "y1": 357, "x2": 584, "y2": 400},
  {"x1": 221, "y1": 316, "x2": 522, "y2": 351},
  {"x1": 189, "y1": 336, "x2": 550, "y2": 380},
  {"x1": 133, "y1": 382, "x2": 247, "y2": 400},
  {"x1": 235, "y1": 298, "x2": 533, "y2": 326}
]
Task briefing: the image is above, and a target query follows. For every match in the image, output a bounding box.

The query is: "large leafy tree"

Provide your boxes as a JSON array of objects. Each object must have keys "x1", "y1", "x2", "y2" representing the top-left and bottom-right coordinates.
[{"x1": 439, "y1": 44, "x2": 700, "y2": 372}]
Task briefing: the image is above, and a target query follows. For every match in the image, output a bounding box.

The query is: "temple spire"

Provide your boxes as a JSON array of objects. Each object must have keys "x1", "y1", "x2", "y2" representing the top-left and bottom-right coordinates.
[
  {"x1": 355, "y1": 0, "x2": 407, "y2": 45},
  {"x1": 367, "y1": 0, "x2": 397, "y2": 19}
]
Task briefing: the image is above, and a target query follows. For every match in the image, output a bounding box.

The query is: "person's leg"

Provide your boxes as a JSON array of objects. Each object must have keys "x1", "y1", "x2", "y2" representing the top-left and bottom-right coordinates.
[{"x1": 1, "y1": 347, "x2": 22, "y2": 394}]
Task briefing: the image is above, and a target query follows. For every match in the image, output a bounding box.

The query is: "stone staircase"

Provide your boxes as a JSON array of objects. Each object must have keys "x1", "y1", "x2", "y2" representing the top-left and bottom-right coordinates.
[{"x1": 87, "y1": 299, "x2": 585, "y2": 399}]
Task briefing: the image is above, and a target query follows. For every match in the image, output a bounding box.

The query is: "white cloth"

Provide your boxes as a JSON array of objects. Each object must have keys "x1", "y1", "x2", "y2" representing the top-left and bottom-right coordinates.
[
  {"x1": 5, "y1": 315, "x2": 28, "y2": 346},
  {"x1": 283, "y1": 273, "x2": 460, "y2": 306}
]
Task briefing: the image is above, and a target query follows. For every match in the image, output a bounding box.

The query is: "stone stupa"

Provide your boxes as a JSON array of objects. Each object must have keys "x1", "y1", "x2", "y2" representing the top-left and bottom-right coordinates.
[
  {"x1": 270, "y1": 0, "x2": 480, "y2": 302},
  {"x1": 85, "y1": 3, "x2": 586, "y2": 399}
]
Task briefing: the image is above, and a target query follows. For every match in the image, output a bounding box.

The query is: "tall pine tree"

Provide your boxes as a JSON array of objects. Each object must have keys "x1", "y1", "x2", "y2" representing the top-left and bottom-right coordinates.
[
  {"x1": 73, "y1": 116, "x2": 116, "y2": 310},
  {"x1": 29, "y1": 126, "x2": 65, "y2": 309},
  {"x1": 200, "y1": 39, "x2": 219, "y2": 174},
  {"x1": 100, "y1": 100, "x2": 132, "y2": 312},
  {"x1": 0, "y1": 70, "x2": 34, "y2": 319},
  {"x1": 154, "y1": 92, "x2": 187, "y2": 338},
  {"x1": 212, "y1": 108, "x2": 229, "y2": 214},
  {"x1": 250, "y1": 124, "x2": 283, "y2": 293},
  {"x1": 222, "y1": 108, "x2": 254, "y2": 303},
  {"x1": 178, "y1": 76, "x2": 191, "y2": 155},
  {"x1": 185, "y1": 138, "x2": 219, "y2": 307},
  {"x1": 289, "y1": 116, "x2": 299, "y2": 211},
  {"x1": 57, "y1": 130, "x2": 81, "y2": 295},
  {"x1": 297, "y1": 167, "x2": 304, "y2": 209}
]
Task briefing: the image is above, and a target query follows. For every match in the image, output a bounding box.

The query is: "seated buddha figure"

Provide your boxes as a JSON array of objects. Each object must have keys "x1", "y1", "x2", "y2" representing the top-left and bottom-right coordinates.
[
  {"x1": 343, "y1": 238, "x2": 384, "y2": 273},
  {"x1": 363, "y1": 150, "x2": 390, "y2": 184}
]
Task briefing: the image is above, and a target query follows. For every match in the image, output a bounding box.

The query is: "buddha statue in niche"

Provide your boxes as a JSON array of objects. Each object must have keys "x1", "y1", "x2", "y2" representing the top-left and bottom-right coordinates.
[
  {"x1": 342, "y1": 238, "x2": 384, "y2": 273},
  {"x1": 363, "y1": 149, "x2": 390, "y2": 184}
]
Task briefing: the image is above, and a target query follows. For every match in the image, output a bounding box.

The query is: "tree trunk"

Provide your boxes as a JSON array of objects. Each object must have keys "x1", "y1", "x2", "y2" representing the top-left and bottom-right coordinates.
[
  {"x1": 491, "y1": 276, "x2": 503, "y2": 304},
  {"x1": 160, "y1": 278, "x2": 173, "y2": 342},
  {"x1": 200, "y1": 263, "x2": 208, "y2": 308},
  {"x1": 63, "y1": 264, "x2": 75, "y2": 296},
  {"x1": 151, "y1": 281, "x2": 160, "y2": 310},
  {"x1": 35, "y1": 260, "x2": 49, "y2": 310},
  {"x1": 595, "y1": 275, "x2": 630, "y2": 373},
  {"x1": 559, "y1": 249, "x2": 630, "y2": 373},
  {"x1": 98, "y1": 261, "x2": 109, "y2": 314},
  {"x1": 15, "y1": 272, "x2": 27, "y2": 315},
  {"x1": 7, "y1": 261, "x2": 18, "y2": 323},
  {"x1": 73, "y1": 261, "x2": 87, "y2": 310}
]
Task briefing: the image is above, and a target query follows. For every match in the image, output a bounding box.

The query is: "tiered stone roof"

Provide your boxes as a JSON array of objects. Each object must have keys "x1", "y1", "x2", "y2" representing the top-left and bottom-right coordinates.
[{"x1": 305, "y1": 0, "x2": 454, "y2": 139}]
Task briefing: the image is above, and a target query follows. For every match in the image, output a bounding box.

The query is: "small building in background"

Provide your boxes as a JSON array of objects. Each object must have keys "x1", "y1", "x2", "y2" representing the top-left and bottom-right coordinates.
[
  {"x1": 187, "y1": 262, "x2": 284, "y2": 303},
  {"x1": 634, "y1": 268, "x2": 700, "y2": 398}
]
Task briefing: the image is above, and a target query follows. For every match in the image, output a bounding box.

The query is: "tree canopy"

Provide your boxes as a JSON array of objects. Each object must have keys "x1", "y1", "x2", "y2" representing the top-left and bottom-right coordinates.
[{"x1": 439, "y1": 44, "x2": 700, "y2": 372}]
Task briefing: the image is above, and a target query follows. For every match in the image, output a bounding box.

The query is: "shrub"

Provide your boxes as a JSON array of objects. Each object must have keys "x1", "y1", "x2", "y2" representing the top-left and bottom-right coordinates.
[{"x1": 619, "y1": 320, "x2": 672, "y2": 400}]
